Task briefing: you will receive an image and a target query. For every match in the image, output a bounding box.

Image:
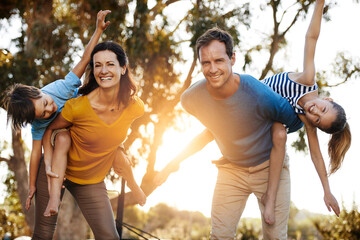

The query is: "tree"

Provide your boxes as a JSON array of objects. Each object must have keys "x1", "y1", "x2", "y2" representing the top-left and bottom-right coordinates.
[
  {"x1": 314, "y1": 202, "x2": 360, "y2": 239},
  {"x1": 0, "y1": 171, "x2": 31, "y2": 238},
  {"x1": 0, "y1": 0, "x2": 359, "y2": 237}
]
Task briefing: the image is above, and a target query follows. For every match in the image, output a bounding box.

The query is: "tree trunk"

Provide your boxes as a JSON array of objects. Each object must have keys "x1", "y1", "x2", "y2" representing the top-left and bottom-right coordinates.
[
  {"x1": 55, "y1": 190, "x2": 88, "y2": 240},
  {"x1": 9, "y1": 128, "x2": 35, "y2": 231}
]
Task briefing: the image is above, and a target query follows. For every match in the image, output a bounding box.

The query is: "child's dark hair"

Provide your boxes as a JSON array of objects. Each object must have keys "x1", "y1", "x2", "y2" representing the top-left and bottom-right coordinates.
[
  {"x1": 78, "y1": 41, "x2": 137, "y2": 108},
  {"x1": 319, "y1": 102, "x2": 351, "y2": 174},
  {"x1": 2, "y1": 84, "x2": 42, "y2": 129}
]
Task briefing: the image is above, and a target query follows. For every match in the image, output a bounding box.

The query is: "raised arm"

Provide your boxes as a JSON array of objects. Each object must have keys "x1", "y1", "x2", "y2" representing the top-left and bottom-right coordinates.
[
  {"x1": 72, "y1": 10, "x2": 111, "y2": 78},
  {"x1": 154, "y1": 128, "x2": 214, "y2": 186},
  {"x1": 299, "y1": 114, "x2": 340, "y2": 216},
  {"x1": 300, "y1": 0, "x2": 325, "y2": 85}
]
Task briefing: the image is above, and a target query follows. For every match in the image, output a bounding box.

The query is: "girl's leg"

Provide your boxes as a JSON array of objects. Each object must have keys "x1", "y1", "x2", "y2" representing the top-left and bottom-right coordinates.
[
  {"x1": 261, "y1": 122, "x2": 287, "y2": 225},
  {"x1": 65, "y1": 180, "x2": 120, "y2": 240},
  {"x1": 44, "y1": 130, "x2": 71, "y2": 216},
  {"x1": 33, "y1": 156, "x2": 64, "y2": 240},
  {"x1": 112, "y1": 147, "x2": 146, "y2": 206}
]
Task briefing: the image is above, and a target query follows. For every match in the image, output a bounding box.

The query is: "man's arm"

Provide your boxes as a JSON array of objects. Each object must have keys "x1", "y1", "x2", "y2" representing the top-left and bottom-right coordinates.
[
  {"x1": 72, "y1": 10, "x2": 111, "y2": 78},
  {"x1": 154, "y1": 128, "x2": 214, "y2": 186}
]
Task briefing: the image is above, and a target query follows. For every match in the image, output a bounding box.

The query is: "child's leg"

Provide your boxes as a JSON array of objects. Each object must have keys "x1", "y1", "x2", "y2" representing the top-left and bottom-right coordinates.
[
  {"x1": 113, "y1": 147, "x2": 146, "y2": 206},
  {"x1": 44, "y1": 130, "x2": 71, "y2": 217},
  {"x1": 261, "y1": 122, "x2": 287, "y2": 225}
]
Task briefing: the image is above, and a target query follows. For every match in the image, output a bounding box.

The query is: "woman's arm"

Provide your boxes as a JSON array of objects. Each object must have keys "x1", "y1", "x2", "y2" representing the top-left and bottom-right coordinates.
[
  {"x1": 299, "y1": 0, "x2": 325, "y2": 85},
  {"x1": 72, "y1": 10, "x2": 111, "y2": 78},
  {"x1": 154, "y1": 128, "x2": 214, "y2": 186},
  {"x1": 299, "y1": 114, "x2": 340, "y2": 216}
]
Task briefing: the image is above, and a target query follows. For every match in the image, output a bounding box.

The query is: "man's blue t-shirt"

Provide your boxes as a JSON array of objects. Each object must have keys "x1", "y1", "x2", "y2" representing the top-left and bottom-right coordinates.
[
  {"x1": 31, "y1": 71, "x2": 81, "y2": 140},
  {"x1": 181, "y1": 74, "x2": 303, "y2": 167}
]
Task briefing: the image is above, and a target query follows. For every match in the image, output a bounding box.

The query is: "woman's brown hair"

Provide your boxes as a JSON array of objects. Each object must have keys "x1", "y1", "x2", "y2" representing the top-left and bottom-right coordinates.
[{"x1": 78, "y1": 41, "x2": 137, "y2": 108}]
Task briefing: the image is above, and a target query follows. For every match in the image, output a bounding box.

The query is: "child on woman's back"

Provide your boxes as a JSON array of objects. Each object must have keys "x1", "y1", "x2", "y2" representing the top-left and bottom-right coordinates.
[{"x1": 3, "y1": 10, "x2": 146, "y2": 217}]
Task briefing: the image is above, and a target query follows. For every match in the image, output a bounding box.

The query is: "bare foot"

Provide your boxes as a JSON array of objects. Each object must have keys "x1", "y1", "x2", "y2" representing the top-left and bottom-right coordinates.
[
  {"x1": 44, "y1": 197, "x2": 60, "y2": 217},
  {"x1": 261, "y1": 193, "x2": 275, "y2": 225}
]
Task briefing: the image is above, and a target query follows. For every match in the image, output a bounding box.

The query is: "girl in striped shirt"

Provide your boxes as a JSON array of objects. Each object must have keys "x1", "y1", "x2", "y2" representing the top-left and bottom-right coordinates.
[{"x1": 261, "y1": 0, "x2": 351, "y2": 225}]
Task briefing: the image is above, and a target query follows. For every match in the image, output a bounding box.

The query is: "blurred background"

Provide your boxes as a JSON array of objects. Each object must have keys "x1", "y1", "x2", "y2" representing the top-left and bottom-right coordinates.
[{"x1": 1, "y1": 0, "x2": 359, "y2": 239}]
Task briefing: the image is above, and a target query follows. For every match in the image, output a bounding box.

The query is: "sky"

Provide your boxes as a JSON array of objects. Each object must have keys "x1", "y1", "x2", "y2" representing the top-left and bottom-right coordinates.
[{"x1": 1, "y1": 0, "x2": 360, "y2": 220}]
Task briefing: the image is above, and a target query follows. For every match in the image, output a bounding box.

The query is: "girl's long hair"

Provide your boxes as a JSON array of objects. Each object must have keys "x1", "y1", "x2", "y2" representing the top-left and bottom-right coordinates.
[
  {"x1": 78, "y1": 41, "x2": 137, "y2": 108},
  {"x1": 319, "y1": 102, "x2": 351, "y2": 174},
  {"x1": 327, "y1": 122, "x2": 351, "y2": 174}
]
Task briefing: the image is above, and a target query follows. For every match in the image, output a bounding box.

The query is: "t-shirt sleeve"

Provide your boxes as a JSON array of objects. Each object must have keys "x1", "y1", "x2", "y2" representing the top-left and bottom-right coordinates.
[
  {"x1": 50, "y1": 72, "x2": 81, "y2": 99},
  {"x1": 180, "y1": 89, "x2": 195, "y2": 116},
  {"x1": 61, "y1": 99, "x2": 75, "y2": 123},
  {"x1": 31, "y1": 123, "x2": 46, "y2": 140},
  {"x1": 262, "y1": 91, "x2": 304, "y2": 133},
  {"x1": 133, "y1": 96, "x2": 145, "y2": 117}
]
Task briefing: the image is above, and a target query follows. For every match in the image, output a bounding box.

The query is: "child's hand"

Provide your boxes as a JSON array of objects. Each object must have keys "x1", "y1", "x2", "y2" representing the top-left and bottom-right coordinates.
[
  {"x1": 96, "y1": 10, "x2": 111, "y2": 32},
  {"x1": 154, "y1": 161, "x2": 180, "y2": 186},
  {"x1": 26, "y1": 186, "x2": 36, "y2": 210},
  {"x1": 45, "y1": 165, "x2": 59, "y2": 178},
  {"x1": 324, "y1": 192, "x2": 340, "y2": 217}
]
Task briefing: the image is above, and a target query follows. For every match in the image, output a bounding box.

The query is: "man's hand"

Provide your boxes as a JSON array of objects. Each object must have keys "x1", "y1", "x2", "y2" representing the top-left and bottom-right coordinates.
[{"x1": 154, "y1": 160, "x2": 180, "y2": 186}]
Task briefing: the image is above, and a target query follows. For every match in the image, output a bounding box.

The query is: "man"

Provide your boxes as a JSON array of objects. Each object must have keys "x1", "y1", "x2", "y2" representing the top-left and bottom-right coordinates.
[{"x1": 156, "y1": 27, "x2": 303, "y2": 239}]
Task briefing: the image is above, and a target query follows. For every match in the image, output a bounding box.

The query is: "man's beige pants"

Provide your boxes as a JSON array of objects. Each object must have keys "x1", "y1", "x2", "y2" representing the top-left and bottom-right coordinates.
[{"x1": 211, "y1": 155, "x2": 290, "y2": 240}]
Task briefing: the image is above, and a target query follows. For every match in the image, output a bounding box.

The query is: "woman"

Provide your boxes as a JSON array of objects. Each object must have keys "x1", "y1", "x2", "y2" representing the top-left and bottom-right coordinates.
[{"x1": 41, "y1": 41, "x2": 146, "y2": 239}]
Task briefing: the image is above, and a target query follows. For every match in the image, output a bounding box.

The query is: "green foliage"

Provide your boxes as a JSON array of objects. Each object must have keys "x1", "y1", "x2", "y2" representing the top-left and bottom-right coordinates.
[
  {"x1": 314, "y1": 202, "x2": 360, "y2": 239},
  {"x1": 236, "y1": 218, "x2": 261, "y2": 239},
  {"x1": 121, "y1": 203, "x2": 210, "y2": 240},
  {"x1": 331, "y1": 52, "x2": 360, "y2": 86},
  {"x1": 288, "y1": 202, "x2": 323, "y2": 240},
  {"x1": 0, "y1": 171, "x2": 30, "y2": 238},
  {"x1": 188, "y1": 1, "x2": 249, "y2": 51},
  {"x1": 291, "y1": 128, "x2": 308, "y2": 152}
]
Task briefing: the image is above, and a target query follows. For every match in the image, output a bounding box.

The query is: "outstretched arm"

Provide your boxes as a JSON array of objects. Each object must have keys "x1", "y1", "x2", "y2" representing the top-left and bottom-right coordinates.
[
  {"x1": 299, "y1": 115, "x2": 340, "y2": 216},
  {"x1": 72, "y1": 10, "x2": 111, "y2": 78},
  {"x1": 299, "y1": 0, "x2": 325, "y2": 85},
  {"x1": 154, "y1": 128, "x2": 214, "y2": 186}
]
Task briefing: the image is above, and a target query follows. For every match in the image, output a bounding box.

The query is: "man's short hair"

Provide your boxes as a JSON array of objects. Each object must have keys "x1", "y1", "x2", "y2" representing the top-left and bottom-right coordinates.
[{"x1": 196, "y1": 27, "x2": 234, "y2": 60}]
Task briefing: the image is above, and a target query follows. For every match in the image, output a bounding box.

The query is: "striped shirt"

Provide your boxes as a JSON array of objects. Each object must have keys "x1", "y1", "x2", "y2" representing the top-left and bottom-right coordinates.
[{"x1": 261, "y1": 72, "x2": 318, "y2": 114}]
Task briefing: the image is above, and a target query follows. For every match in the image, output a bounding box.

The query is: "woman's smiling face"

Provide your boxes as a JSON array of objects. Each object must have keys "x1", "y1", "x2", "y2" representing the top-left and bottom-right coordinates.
[{"x1": 93, "y1": 50, "x2": 126, "y2": 89}]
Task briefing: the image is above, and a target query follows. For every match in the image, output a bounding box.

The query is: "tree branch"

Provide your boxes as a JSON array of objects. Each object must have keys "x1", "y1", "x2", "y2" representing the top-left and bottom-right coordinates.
[
  {"x1": 0, "y1": 157, "x2": 9, "y2": 162},
  {"x1": 149, "y1": 0, "x2": 181, "y2": 21}
]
